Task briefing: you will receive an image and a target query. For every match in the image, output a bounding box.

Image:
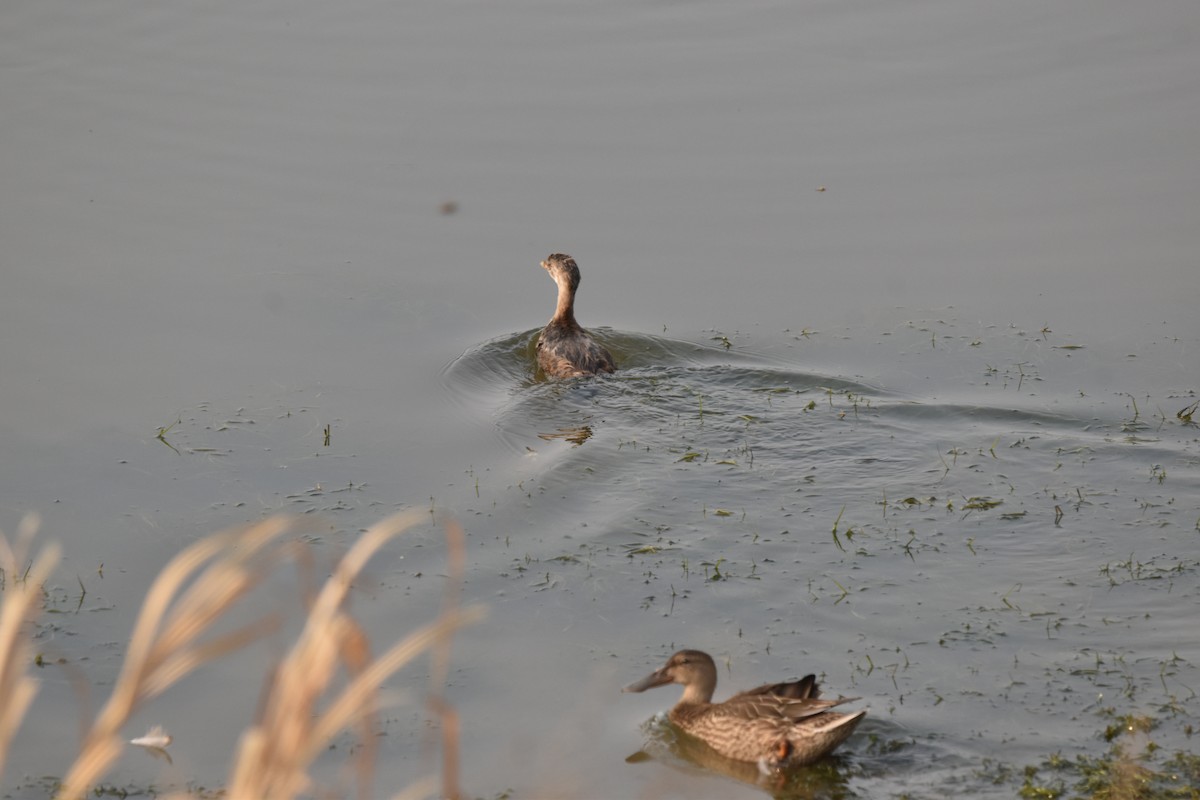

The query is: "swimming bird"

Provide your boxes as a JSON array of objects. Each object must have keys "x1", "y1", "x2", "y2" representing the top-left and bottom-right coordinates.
[
  {"x1": 536, "y1": 253, "x2": 616, "y2": 378},
  {"x1": 623, "y1": 649, "x2": 865, "y2": 771}
]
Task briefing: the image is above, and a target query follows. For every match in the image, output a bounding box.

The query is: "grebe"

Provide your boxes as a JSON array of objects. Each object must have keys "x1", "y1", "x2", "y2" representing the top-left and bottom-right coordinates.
[{"x1": 536, "y1": 253, "x2": 616, "y2": 378}]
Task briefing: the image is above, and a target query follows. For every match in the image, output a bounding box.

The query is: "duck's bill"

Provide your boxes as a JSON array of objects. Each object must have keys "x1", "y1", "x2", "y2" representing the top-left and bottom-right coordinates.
[{"x1": 623, "y1": 668, "x2": 670, "y2": 693}]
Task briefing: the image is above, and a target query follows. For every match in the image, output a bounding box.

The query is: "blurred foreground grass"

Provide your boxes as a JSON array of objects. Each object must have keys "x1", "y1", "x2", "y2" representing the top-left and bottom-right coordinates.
[{"x1": 0, "y1": 512, "x2": 484, "y2": 800}]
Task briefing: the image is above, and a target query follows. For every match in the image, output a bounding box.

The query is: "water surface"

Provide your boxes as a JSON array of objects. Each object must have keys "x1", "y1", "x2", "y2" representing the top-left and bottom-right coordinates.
[{"x1": 2, "y1": 0, "x2": 1198, "y2": 797}]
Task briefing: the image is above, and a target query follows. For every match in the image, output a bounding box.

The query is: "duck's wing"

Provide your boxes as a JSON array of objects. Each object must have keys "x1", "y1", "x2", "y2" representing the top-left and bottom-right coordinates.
[
  {"x1": 735, "y1": 674, "x2": 820, "y2": 700},
  {"x1": 708, "y1": 689, "x2": 861, "y2": 724},
  {"x1": 775, "y1": 694, "x2": 862, "y2": 721},
  {"x1": 780, "y1": 708, "x2": 868, "y2": 767}
]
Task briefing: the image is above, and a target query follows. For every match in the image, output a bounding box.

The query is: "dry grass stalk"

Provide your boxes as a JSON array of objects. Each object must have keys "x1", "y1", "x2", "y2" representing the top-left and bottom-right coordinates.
[
  {"x1": 58, "y1": 516, "x2": 297, "y2": 799},
  {"x1": 224, "y1": 510, "x2": 485, "y2": 800},
  {"x1": 0, "y1": 514, "x2": 62, "y2": 782},
  {"x1": 0, "y1": 511, "x2": 478, "y2": 800}
]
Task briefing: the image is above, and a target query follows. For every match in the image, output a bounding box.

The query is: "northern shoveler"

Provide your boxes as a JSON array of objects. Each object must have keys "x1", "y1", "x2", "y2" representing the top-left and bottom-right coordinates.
[{"x1": 623, "y1": 649, "x2": 866, "y2": 771}]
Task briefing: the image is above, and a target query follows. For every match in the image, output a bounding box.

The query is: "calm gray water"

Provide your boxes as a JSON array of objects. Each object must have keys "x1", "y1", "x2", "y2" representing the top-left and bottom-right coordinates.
[{"x1": 3, "y1": 0, "x2": 1198, "y2": 797}]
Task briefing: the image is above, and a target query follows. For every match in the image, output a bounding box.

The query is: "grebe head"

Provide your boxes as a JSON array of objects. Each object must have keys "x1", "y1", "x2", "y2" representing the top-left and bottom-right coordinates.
[{"x1": 541, "y1": 253, "x2": 581, "y2": 293}]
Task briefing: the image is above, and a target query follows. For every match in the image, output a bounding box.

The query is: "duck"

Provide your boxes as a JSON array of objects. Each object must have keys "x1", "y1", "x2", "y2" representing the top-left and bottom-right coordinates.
[
  {"x1": 623, "y1": 649, "x2": 865, "y2": 771},
  {"x1": 536, "y1": 253, "x2": 616, "y2": 378}
]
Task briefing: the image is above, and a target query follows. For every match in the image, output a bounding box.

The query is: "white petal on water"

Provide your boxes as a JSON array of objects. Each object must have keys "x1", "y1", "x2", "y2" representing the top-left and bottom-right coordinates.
[{"x1": 130, "y1": 725, "x2": 173, "y2": 748}]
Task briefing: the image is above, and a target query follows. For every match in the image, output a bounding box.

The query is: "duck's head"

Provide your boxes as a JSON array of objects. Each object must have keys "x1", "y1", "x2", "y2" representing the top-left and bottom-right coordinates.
[{"x1": 623, "y1": 649, "x2": 718, "y2": 704}]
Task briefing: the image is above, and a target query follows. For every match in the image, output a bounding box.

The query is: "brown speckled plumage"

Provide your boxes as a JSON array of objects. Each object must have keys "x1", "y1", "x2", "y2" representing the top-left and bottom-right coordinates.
[
  {"x1": 536, "y1": 254, "x2": 616, "y2": 378},
  {"x1": 623, "y1": 649, "x2": 865, "y2": 770}
]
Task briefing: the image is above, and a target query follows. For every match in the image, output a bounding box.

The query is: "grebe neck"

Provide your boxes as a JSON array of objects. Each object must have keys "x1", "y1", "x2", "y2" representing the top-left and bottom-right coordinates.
[{"x1": 551, "y1": 281, "x2": 578, "y2": 326}]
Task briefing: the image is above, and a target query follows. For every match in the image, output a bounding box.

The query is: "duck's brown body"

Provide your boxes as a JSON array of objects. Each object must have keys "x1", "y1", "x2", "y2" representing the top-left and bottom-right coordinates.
[
  {"x1": 536, "y1": 254, "x2": 615, "y2": 379},
  {"x1": 624, "y1": 649, "x2": 865, "y2": 770}
]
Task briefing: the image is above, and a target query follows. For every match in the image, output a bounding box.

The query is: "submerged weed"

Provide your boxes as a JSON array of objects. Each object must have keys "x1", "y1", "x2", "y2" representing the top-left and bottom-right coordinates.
[
  {"x1": 1099, "y1": 554, "x2": 1198, "y2": 588},
  {"x1": 962, "y1": 496, "x2": 1003, "y2": 511},
  {"x1": 831, "y1": 505, "x2": 847, "y2": 552},
  {"x1": 1011, "y1": 706, "x2": 1200, "y2": 799}
]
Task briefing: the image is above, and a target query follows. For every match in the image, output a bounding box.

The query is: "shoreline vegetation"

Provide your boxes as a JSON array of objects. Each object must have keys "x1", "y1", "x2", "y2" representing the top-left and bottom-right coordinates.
[{"x1": 0, "y1": 512, "x2": 483, "y2": 800}]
